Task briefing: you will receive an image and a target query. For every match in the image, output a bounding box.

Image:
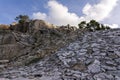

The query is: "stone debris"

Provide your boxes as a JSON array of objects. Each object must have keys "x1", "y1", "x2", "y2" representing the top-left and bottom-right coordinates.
[{"x1": 88, "y1": 60, "x2": 101, "y2": 73}]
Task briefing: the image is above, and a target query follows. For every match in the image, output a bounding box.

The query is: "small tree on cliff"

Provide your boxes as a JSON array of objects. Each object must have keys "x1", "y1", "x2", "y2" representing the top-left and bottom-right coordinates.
[
  {"x1": 15, "y1": 15, "x2": 30, "y2": 32},
  {"x1": 15, "y1": 15, "x2": 30, "y2": 24}
]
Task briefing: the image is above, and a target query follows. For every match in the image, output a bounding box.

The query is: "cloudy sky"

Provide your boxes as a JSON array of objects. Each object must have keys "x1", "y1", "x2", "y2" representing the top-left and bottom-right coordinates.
[{"x1": 0, "y1": 0, "x2": 119, "y2": 28}]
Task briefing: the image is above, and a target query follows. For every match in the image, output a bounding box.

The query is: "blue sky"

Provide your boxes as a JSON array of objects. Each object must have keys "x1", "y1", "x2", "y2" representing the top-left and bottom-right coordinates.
[
  {"x1": 0, "y1": 0, "x2": 98, "y2": 24},
  {"x1": 0, "y1": 0, "x2": 119, "y2": 28}
]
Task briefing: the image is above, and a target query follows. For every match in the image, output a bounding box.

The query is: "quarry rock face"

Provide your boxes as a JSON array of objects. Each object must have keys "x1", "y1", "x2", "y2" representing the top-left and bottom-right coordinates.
[
  {"x1": 0, "y1": 28, "x2": 120, "y2": 80},
  {"x1": 0, "y1": 20, "x2": 78, "y2": 67}
]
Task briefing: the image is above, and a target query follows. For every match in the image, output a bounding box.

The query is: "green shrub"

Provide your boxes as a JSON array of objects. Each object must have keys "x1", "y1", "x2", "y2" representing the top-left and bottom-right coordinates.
[
  {"x1": 78, "y1": 20, "x2": 111, "y2": 31},
  {"x1": 78, "y1": 21, "x2": 86, "y2": 29}
]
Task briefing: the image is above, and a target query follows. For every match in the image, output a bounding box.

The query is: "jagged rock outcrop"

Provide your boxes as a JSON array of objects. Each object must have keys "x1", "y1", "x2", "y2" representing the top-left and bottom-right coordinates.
[
  {"x1": 0, "y1": 29, "x2": 120, "y2": 80},
  {"x1": 0, "y1": 20, "x2": 79, "y2": 67}
]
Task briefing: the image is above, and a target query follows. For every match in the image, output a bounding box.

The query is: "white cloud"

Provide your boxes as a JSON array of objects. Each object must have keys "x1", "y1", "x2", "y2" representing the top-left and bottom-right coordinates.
[
  {"x1": 105, "y1": 24, "x2": 119, "y2": 28},
  {"x1": 103, "y1": 0, "x2": 120, "y2": 27},
  {"x1": 47, "y1": 0, "x2": 81, "y2": 26},
  {"x1": 33, "y1": 0, "x2": 81, "y2": 26},
  {"x1": 83, "y1": 0, "x2": 118, "y2": 21},
  {"x1": 33, "y1": 12, "x2": 47, "y2": 20},
  {"x1": 33, "y1": 0, "x2": 119, "y2": 28}
]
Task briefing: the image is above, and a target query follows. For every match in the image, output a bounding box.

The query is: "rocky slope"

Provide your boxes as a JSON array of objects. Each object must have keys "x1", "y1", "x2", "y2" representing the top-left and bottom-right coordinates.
[{"x1": 0, "y1": 28, "x2": 120, "y2": 80}]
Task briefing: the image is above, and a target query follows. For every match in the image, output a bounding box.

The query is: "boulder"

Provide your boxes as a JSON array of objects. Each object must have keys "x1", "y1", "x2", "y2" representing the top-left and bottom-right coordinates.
[
  {"x1": 28, "y1": 20, "x2": 55, "y2": 33},
  {"x1": 0, "y1": 31, "x2": 16, "y2": 45},
  {"x1": 2, "y1": 33, "x2": 16, "y2": 44},
  {"x1": 31, "y1": 20, "x2": 55, "y2": 29}
]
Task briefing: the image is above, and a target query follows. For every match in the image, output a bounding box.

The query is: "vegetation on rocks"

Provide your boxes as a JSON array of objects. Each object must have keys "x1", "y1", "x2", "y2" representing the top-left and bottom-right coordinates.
[
  {"x1": 78, "y1": 20, "x2": 110, "y2": 31},
  {"x1": 15, "y1": 15, "x2": 30, "y2": 24}
]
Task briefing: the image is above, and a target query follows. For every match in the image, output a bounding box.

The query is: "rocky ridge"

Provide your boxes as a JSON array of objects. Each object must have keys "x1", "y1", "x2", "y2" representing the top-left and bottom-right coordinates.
[{"x1": 0, "y1": 28, "x2": 120, "y2": 80}]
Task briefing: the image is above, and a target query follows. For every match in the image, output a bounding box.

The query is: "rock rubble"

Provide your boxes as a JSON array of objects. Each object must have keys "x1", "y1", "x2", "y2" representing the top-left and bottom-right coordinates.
[{"x1": 0, "y1": 29, "x2": 120, "y2": 80}]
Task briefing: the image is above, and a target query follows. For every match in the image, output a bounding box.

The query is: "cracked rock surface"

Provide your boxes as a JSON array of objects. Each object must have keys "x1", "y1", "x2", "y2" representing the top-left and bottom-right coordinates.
[{"x1": 0, "y1": 29, "x2": 120, "y2": 80}]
